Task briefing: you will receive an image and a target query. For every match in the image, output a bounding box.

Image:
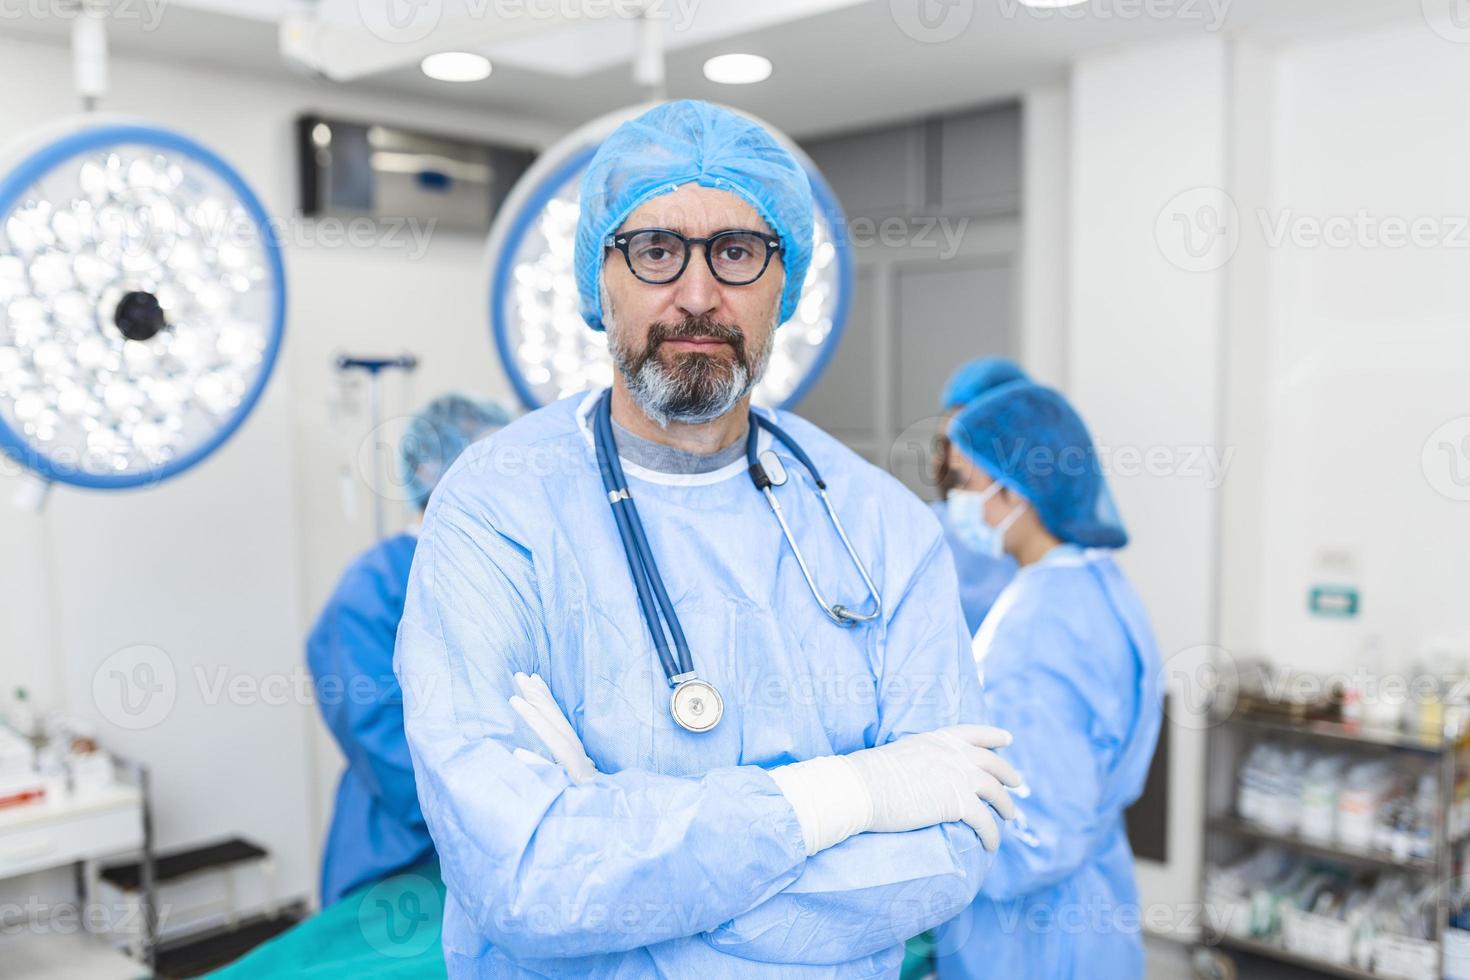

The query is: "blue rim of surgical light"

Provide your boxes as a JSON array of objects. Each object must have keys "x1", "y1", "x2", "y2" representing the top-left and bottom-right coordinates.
[
  {"x1": 0, "y1": 124, "x2": 287, "y2": 490},
  {"x1": 489, "y1": 146, "x2": 852, "y2": 412}
]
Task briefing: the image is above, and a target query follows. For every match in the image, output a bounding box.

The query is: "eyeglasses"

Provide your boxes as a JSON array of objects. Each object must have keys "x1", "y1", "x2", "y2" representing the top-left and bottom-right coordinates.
[{"x1": 605, "y1": 228, "x2": 782, "y2": 286}]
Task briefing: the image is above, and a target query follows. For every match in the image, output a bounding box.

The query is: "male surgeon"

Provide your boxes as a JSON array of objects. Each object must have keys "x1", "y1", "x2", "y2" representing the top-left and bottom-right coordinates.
[{"x1": 395, "y1": 100, "x2": 1019, "y2": 978}]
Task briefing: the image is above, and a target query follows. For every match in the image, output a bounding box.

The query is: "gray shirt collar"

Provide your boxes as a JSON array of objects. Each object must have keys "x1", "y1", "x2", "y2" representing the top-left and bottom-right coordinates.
[{"x1": 610, "y1": 419, "x2": 748, "y2": 475}]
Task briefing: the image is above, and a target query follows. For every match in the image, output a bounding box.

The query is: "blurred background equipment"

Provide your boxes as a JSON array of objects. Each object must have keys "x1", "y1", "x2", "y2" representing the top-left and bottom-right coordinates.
[
  {"x1": 0, "y1": 9, "x2": 285, "y2": 502},
  {"x1": 0, "y1": 120, "x2": 286, "y2": 499},
  {"x1": 331, "y1": 353, "x2": 416, "y2": 540},
  {"x1": 296, "y1": 115, "x2": 535, "y2": 235},
  {"x1": 0, "y1": 694, "x2": 158, "y2": 978},
  {"x1": 1201, "y1": 672, "x2": 1470, "y2": 980}
]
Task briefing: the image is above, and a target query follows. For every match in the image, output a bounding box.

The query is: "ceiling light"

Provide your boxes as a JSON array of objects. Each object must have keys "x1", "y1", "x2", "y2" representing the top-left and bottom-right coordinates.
[
  {"x1": 703, "y1": 54, "x2": 772, "y2": 86},
  {"x1": 421, "y1": 52, "x2": 492, "y2": 83},
  {"x1": 0, "y1": 121, "x2": 286, "y2": 491}
]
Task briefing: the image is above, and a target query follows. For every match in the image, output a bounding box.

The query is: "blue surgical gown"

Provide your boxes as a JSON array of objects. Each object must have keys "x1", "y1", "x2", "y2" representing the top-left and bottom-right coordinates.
[
  {"x1": 928, "y1": 499, "x2": 1017, "y2": 635},
  {"x1": 394, "y1": 391, "x2": 993, "y2": 978},
  {"x1": 934, "y1": 546, "x2": 1162, "y2": 980},
  {"x1": 308, "y1": 532, "x2": 436, "y2": 907}
]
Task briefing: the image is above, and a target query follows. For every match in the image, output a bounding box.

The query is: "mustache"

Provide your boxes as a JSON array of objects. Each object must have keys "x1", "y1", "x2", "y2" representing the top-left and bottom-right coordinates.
[{"x1": 645, "y1": 316, "x2": 747, "y2": 357}]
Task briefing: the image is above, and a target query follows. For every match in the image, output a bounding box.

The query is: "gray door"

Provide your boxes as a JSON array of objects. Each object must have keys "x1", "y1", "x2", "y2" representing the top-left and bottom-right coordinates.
[{"x1": 794, "y1": 103, "x2": 1022, "y2": 495}]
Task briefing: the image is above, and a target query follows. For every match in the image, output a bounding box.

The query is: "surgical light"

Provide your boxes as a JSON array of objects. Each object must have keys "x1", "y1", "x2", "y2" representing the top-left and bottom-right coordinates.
[
  {"x1": 0, "y1": 121, "x2": 286, "y2": 491},
  {"x1": 702, "y1": 54, "x2": 773, "y2": 86},
  {"x1": 485, "y1": 107, "x2": 851, "y2": 411},
  {"x1": 421, "y1": 52, "x2": 493, "y2": 83}
]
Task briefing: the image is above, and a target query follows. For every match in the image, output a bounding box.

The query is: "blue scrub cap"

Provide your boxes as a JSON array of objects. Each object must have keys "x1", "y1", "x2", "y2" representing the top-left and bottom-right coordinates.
[
  {"x1": 574, "y1": 100, "x2": 814, "y2": 332},
  {"x1": 948, "y1": 382, "x2": 1128, "y2": 549},
  {"x1": 399, "y1": 394, "x2": 514, "y2": 510},
  {"x1": 940, "y1": 357, "x2": 1027, "y2": 411}
]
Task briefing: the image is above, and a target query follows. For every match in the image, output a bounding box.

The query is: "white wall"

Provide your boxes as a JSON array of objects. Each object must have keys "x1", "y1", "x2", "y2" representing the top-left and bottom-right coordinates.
[
  {"x1": 1216, "y1": 39, "x2": 1276, "y2": 664},
  {"x1": 1068, "y1": 34, "x2": 1232, "y2": 939},
  {"x1": 1256, "y1": 21, "x2": 1470, "y2": 675},
  {"x1": 0, "y1": 30, "x2": 558, "y2": 921},
  {"x1": 1019, "y1": 84, "x2": 1069, "y2": 390}
]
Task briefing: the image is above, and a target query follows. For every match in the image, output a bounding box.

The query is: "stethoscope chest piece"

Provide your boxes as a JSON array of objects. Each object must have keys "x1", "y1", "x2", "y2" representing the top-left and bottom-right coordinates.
[
  {"x1": 670, "y1": 677, "x2": 724, "y2": 733},
  {"x1": 756, "y1": 449, "x2": 788, "y2": 487}
]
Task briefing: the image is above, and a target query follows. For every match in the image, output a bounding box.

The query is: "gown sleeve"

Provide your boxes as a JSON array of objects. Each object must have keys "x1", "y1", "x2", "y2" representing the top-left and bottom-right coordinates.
[
  {"x1": 396, "y1": 499, "x2": 811, "y2": 960},
  {"x1": 307, "y1": 546, "x2": 423, "y2": 825},
  {"x1": 703, "y1": 532, "x2": 995, "y2": 964},
  {"x1": 971, "y1": 609, "x2": 1120, "y2": 900}
]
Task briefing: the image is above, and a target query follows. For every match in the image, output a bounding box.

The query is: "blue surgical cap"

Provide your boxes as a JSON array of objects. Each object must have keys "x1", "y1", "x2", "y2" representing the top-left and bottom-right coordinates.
[
  {"x1": 948, "y1": 382, "x2": 1128, "y2": 549},
  {"x1": 940, "y1": 357, "x2": 1027, "y2": 411},
  {"x1": 399, "y1": 394, "x2": 514, "y2": 510},
  {"x1": 574, "y1": 100, "x2": 814, "y2": 332}
]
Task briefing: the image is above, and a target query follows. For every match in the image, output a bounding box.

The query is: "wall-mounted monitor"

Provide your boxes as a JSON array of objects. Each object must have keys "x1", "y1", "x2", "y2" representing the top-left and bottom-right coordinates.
[{"x1": 296, "y1": 114, "x2": 535, "y2": 234}]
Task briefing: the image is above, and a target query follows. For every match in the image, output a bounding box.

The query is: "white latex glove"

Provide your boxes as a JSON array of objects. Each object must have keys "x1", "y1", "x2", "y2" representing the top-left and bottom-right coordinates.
[
  {"x1": 767, "y1": 725, "x2": 1020, "y2": 856},
  {"x1": 509, "y1": 672, "x2": 599, "y2": 785}
]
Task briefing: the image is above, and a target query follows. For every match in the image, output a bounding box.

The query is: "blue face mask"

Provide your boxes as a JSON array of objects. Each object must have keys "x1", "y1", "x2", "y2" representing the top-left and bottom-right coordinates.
[{"x1": 947, "y1": 485, "x2": 1027, "y2": 559}]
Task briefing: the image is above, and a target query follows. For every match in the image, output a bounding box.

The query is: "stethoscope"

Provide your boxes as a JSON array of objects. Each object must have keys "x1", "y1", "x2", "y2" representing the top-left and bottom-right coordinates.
[{"x1": 592, "y1": 389, "x2": 882, "y2": 733}]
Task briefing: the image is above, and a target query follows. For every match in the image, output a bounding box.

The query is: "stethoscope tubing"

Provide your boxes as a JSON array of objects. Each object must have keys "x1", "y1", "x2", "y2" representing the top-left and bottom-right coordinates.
[
  {"x1": 592, "y1": 388, "x2": 882, "y2": 690},
  {"x1": 592, "y1": 392, "x2": 689, "y2": 682}
]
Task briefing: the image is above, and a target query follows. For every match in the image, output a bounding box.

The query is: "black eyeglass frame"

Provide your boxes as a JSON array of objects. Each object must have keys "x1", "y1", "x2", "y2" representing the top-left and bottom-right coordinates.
[{"x1": 604, "y1": 227, "x2": 783, "y2": 286}]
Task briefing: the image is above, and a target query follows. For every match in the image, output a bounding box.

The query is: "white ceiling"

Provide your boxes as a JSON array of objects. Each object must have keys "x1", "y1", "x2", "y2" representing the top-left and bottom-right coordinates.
[{"x1": 0, "y1": 0, "x2": 1427, "y2": 138}]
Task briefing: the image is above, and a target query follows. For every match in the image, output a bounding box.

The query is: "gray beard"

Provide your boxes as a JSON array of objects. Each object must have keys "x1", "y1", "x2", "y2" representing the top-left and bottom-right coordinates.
[{"x1": 608, "y1": 320, "x2": 774, "y2": 428}]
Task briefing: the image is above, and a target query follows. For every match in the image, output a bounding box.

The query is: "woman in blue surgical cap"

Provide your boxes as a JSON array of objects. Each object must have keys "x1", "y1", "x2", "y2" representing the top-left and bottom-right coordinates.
[
  {"x1": 931, "y1": 357, "x2": 1026, "y2": 634},
  {"x1": 933, "y1": 382, "x2": 1163, "y2": 980},
  {"x1": 307, "y1": 393, "x2": 512, "y2": 907}
]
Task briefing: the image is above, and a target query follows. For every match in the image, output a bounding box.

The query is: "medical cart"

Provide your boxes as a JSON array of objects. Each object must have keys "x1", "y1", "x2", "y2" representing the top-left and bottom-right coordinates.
[{"x1": 1197, "y1": 701, "x2": 1470, "y2": 980}]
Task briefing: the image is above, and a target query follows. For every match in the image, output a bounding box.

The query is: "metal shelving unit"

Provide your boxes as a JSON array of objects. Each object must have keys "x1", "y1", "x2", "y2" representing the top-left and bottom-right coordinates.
[
  {"x1": 1206, "y1": 815, "x2": 1438, "y2": 876},
  {"x1": 1198, "y1": 704, "x2": 1467, "y2": 979},
  {"x1": 1215, "y1": 934, "x2": 1383, "y2": 980},
  {"x1": 1222, "y1": 711, "x2": 1450, "y2": 755}
]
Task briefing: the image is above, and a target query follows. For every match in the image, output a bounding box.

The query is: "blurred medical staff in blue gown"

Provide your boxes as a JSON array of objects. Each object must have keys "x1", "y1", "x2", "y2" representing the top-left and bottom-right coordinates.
[
  {"x1": 930, "y1": 358, "x2": 1026, "y2": 634},
  {"x1": 933, "y1": 382, "x2": 1163, "y2": 980},
  {"x1": 308, "y1": 394, "x2": 512, "y2": 906},
  {"x1": 394, "y1": 100, "x2": 1021, "y2": 979}
]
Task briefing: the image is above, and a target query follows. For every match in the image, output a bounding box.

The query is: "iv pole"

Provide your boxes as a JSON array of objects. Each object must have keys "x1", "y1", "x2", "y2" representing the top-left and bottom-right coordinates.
[{"x1": 335, "y1": 354, "x2": 418, "y2": 541}]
